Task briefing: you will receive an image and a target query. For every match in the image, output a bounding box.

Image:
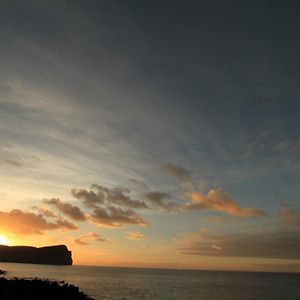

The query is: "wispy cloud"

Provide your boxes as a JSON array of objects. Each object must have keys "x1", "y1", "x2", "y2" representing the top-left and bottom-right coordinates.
[
  {"x1": 178, "y1": 205, "x2": 300, "y2": 260},
  {"x1": 0, "y1": 158, "x2": 21, "y2": 168},
  {"x1": 74, "y1": 232, "x2": 109, "y2": 245},
  {"x1": 164, "y1": 163, "x2": 190, "y2": 182},
  {"x1": 280, "y1": 205, "x2": 300, "y2": 228},
  {"x1": 31, "y1": 206, "x2": 57, "y2": 218},
  {"x1": 144, "y1": 191, "x2": 178, "y2": 211},
  {"x1": 129, "y1": 179, "x2": 148, "y2": 190},
  {"x1": 1, "y1": 79, "x2": 80, "y2": 117},
  {"x1": 178, "y1": 227, "x2": 300, "y2": 259},
  {"x1": 124, "y1": 231, "x2": 145, "y2": 241},
  {"x1": 274, "y1": 139, "x2": 300, "y2": 153}
]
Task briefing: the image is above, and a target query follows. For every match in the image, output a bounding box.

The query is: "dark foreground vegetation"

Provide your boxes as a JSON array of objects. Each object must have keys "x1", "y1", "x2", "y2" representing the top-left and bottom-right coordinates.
[{"x1": 0, "y1": 270, "x2": 94, "y2": 299}]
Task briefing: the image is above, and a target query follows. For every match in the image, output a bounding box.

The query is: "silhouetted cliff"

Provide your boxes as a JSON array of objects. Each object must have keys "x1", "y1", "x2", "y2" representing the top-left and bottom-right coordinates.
[{"x1": 0, "y1": 245, "x2": 72, "y2": 265}]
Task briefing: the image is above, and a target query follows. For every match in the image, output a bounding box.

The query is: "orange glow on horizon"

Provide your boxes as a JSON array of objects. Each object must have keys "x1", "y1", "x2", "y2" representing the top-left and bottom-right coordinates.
[{"x1": 0, "y1": 235, "x2": 10, "y2": 245}]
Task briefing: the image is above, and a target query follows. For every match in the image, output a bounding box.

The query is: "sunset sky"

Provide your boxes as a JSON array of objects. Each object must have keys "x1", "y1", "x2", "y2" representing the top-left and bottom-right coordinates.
[{"x1": 0, "y1": 1, "x2": 300, "y2": 272}]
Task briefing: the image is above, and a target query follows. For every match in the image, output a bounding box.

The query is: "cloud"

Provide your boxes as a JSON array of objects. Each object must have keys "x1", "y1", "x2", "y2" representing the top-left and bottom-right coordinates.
[
  {"x1": 183, "y1": 188, "x2": 265, "y2": 218},
  {"x1": 31, "y1": 206, "x2": 57, "y2": 218},
  {"x1": 124, "y1": 231, "x2": 145, "y2": 241},
  {"x1": 0, "y1": 143, "x2": 12, "y2": 150},
  {"x1": 164, "y1": 163, "x2": 190, "y2": 182},
  {"x1": 0, "y1": 158, "x2": 21, "y2": 168},
  {"x1": 91, "y1": 184, "x2": 149, "y2": 209},
  {"x1": 129, "y1": 179, "x2": 148, "y2": 190},
  {"x1": 55, "y1": 218, "x2": 78, "y2": 231},
  {"x1": 144, "y1": 191, "x2": 178, "y2": 211},
  {"x1": 202, "y1": 215, "x2": 240, "y2": 225},
  {"x1": 71, "y1": 188, "x2": 104, "y2": 209},
  {"x1": 178, "y1": 205, "x2": 300, "y2": 260},
  {"x1": 89, "y1": 206, "x2": 148, "y2": 228},
  {"x1": 71, "y1": 184, "x2": 149, "y2": 228},
  {"x1": 0, "y1": 209, "x2": 77, "y2": 235},
  {"x1": 242, "y1": 136, "x2": 300, "y2": 168},
  {"x1": 274, "y1": 139, "x2": 300, "y2": 153},
  {"x1": 73, "y1": 185, "x2": 149, "y2": 209},
  {"x1": 44, "y1": 198, "x2": 86, "y2": 221},
  {"x1": 178, "y1": 228, "x2": 300, "y2": 259},
  {"x1": 280, "y1": 206, "x2": 300, "y2": 227},
  {"x1": 2, "y1": 79, "x2": 78, "y2": 117},
  {"x1": 74, "y1": 232, "x2": 109, "y2": 245}
]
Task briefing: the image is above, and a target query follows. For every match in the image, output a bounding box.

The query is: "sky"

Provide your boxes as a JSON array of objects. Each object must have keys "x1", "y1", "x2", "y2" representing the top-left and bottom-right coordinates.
[{"x1": 0, "y1": 1, "x2": 300, "y2": 272}]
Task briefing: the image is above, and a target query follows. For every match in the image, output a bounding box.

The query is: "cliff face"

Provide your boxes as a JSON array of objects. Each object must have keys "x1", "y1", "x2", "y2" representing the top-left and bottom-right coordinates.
[{"x1": 0, "y1": 245, "x2": 72, "y2": 265}]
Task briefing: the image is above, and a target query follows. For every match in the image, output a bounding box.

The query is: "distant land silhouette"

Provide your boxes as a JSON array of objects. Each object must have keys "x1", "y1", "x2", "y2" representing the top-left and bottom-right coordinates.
[{"x1": 0, "y1": 245, "x2": 72, "y2": 265}]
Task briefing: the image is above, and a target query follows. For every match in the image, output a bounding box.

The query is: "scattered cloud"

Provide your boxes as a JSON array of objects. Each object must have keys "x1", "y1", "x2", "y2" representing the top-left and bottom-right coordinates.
[
  {"x1": 124, "y1": 231, "x2": 145, "y2": 241},
  {"x1": 44, "y1": 198, "x2": 86, "y2": 221},
  {"x1": 164, "y1": 163, "x2": 190, "y2": 182},
  {"x1": 54, "y1": 218, "x2": 78, "y2": 231},
  {"x1": 71, "y1": 188, "x2": 104, "y2": 209},
  {"x1": 31, "y1": 206, "x2": 57, "y2": 218},
  {"x1": 202, "y1": 215, "x2": 241, "y2": 225},
  {"x1": 0, "y1": 209, "x2": 77, "y2": 235},
  {"x1": 178, "y1": 205, "x2": 300, "y2": 260},
  {"x1": 178, "y1": 227, "x2": 300, "y2": 259},
  {"x1": 0, "y1": 143, "x2": 12, "y2": 150},
  {"x1": 89, "y1": 206, "x2": 148, "y2": 228},
  {"x1": 91, "y1": 184, "x2": 149, "y2": 209},
  {"x1": 144, "y1": 191, "x2": 178, "y2": 211},
  {"x1": 74, "y1": 232, "x2": 109, "y2": 245},
  {"x1": 280, "y1": 205, "x2": 300, "y2": 228},
  {"x1": 242, "y1": 135, "x2": 300, "y2": 169},
  {"x1": 274, "y1": 139, "x2": 300, "y2": 153},
  {"x1": 73, "y1": 185, "x2": 149, "y2": 209},
  {"x1": 183, "y1": 188, "x2": 265, "y2": 218},
  {"x1": 71, "y1": 185, "x2": 149, "y2": 228}
]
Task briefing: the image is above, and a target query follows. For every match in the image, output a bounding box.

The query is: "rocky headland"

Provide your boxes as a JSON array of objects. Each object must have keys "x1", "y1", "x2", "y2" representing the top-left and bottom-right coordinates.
[{"x1": 0, "y1": 245, "x2": 72, "y2": 265}]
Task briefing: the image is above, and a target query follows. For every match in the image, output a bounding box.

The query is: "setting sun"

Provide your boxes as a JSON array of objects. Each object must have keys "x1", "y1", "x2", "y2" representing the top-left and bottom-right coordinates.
[{"x1": 0, "y1": 235, "x2": 9, "y2": 245}]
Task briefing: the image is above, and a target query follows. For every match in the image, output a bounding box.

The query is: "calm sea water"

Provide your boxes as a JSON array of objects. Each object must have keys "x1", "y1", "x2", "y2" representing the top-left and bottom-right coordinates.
[{"x1": 0, "y1": 263, "x2": 299, "y2": 300}]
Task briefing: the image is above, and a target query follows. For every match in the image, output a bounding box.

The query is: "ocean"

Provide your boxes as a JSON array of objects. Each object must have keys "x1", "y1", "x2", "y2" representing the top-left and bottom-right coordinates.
[{"x1": 0, "y1": 263, "x2": 299, "y2": 300}]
